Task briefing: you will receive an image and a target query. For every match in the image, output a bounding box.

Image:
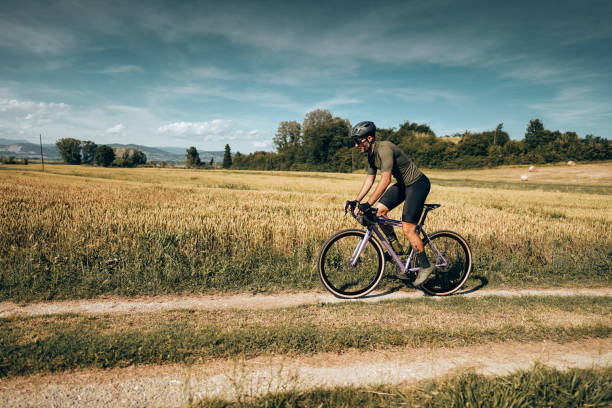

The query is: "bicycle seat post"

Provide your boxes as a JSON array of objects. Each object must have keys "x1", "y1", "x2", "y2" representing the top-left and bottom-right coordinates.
[{"x1": 418, "y1": 204, "x2": 440, "y2": 227}]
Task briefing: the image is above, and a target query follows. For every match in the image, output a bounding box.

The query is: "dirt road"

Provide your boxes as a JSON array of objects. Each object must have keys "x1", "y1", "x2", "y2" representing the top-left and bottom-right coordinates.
[
  {"x1": 1, "y1": 288, "x2": 610, "y2": 407},
  {"x1": 2, "y1": 287, "x2": 611, "y2": 317},
  {"x1": 1, "y1": 338, "x2": 610, "y2": 407}
]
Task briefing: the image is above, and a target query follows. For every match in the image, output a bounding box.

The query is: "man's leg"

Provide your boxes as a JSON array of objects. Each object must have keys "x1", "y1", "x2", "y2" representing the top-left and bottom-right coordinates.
[
  {"x1": 375, "y1": 203, "x2": 405, "y2": 255},
  {"x1": 400, "y1": 176, "x2": 432, "y2": 285},
  {"x1": 401, "y1": 222, "x2": 424, "y2": 252},
  {"x1": 402, "y1": 221, "x2": 433, "y2": 285}
]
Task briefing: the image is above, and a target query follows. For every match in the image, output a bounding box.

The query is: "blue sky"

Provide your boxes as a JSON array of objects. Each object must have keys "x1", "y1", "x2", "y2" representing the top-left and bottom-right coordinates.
[{"x1": 1, "y1": 0, "x2": 610, "y2": 153}]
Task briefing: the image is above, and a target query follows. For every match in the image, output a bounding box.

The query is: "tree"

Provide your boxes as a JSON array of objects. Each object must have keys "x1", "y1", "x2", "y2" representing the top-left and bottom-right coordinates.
[
  {"x1": 273, "y1": 121, "x2": 302, "y2": 152},
  {"x1": 113, "y1": 148, "x2": 147, "y2": 167},
  {"x1": 222, "y1": 144, "x2": 232, "y2": 168},
  {"x1": 186, "y1": 146, "x2": 201, "y2": 168},
  {"x1": 81, "y1": 141, "x2": 97, "y2": 164},
  {"x1": 93, "y1": 145, "x2": 115, "y2": 167},
  {"x1": 56, "y1": 138, "x2": 82, "y2": 164},
  {"x1": 524, "y1": 119, "x2": 545, "y2": 150},
  {"x1": 301, "y1": 109, "x2": 351, "y2": 168},
  {"x1": 131, "y1": 149, "x2": 147, "y2": 166}
]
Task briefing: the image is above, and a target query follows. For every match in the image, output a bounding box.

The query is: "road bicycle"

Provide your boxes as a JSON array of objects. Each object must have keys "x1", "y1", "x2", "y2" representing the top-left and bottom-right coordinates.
[{"x1": 317, "y1": 203, "x2": 473, "y2": 299}]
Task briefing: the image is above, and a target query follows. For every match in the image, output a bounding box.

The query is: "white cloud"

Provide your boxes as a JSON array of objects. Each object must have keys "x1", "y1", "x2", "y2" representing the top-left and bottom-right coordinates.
[
  {"x1": 0, "y1": 98, "x2": 70, "y2": 112},
  {"x1": 252, "y1": 140, "x2": 272, "y2": 148},
  {"x1": 157, "y1": 119, "x2": 272, "y2": 148},
  {"x1": 0, "y1": 98, "x2": 71, "y2": 132},
  {"x1": 106, "y1": 123, "x2": 125, "y2": 133},
  {"x1": 157, "y1": 119, "x2": 232, "y2": 137}
]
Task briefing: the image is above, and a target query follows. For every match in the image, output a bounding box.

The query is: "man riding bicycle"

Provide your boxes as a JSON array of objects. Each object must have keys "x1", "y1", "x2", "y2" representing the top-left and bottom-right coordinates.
[{"x1": 346, "y1": 121, "x2": 433, "y2": 286}]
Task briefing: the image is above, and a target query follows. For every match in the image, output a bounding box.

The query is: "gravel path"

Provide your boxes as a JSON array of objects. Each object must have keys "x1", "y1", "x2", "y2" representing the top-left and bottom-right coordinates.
[
  {"x1": 1, "y1": 338, "x2": 610, "y2": 408},
  {"x1": 2, "y1": 287, "x2": 611, "y2": 317}
]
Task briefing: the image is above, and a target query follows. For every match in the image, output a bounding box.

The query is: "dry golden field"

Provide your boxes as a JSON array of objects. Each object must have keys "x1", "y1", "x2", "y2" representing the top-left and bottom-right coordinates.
[{"x1": 1, "y1": 162, "x2": 610, "y2": 300}]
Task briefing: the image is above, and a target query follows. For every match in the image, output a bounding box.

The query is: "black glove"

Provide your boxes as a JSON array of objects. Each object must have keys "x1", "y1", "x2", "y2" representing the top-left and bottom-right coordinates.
[
  {"x1": 345, "y1": 200, "x2": 358, "y2": 213},
  {"x1": 358, "y1": 202, "x2": 372, "y2": 213}
]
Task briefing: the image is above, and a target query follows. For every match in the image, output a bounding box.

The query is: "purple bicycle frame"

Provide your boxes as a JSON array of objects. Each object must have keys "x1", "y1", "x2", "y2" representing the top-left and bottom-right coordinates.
[{"x1": 350, "y1": 216, "x2": 424, "y2": 274}]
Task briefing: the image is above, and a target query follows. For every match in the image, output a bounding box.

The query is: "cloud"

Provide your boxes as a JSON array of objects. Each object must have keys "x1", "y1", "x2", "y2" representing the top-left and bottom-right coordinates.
[
  {"x1": 529, "y1": 87, "x2": 612, "y2": 126},
  {"x1": 0, "y1": 97, "x2": 71, "y2": 131},
  {"x1": 0, "y1": 17, "x2": 77, "y2": 55},
  {"x1": 157, "y1": 119, "x2": 232, "y2": 137},
  {"x1": 313, "y1": 96, "x2": 362, "y2": 110},
  {"x1": 189, "y1": 67, "x2": 236, "y2": 80},
  {"x1": 252, "y1": 140, "x2": 272, "y2": 148},
  {"x1": 106, "y1": 123, "x2": 125, "y2": 133},
  {"x1": 378, "y1": 88, "x2": 465, "y2": 103},
  {"x1": 157, "y1": 119, "x2": 273, "y2": 149},
  {"x1": 98, "y1": 65, "x2": 143, "y2": 75},
  {"x1": 147, "y1": 84, "x2": 306, "y2": 113},
  {"x1": 0, "y1": 98, "x2": 70, "y2": 112}
]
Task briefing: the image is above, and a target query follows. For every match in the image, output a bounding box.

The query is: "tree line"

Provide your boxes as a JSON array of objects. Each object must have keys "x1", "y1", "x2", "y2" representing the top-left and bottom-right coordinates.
[
  {"x1": 186, "y1": 144, "x2": 233, "y2": 169},
  {"x1": 56, "y1": 138, "x2": 147, "y2": 167},
  {"x1": 228, "y1": 109, "x2": 611, "y2": 171}
]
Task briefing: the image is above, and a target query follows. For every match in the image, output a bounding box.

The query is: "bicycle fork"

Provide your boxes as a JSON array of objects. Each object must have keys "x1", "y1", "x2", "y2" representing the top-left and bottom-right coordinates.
[{"x1": 349, "y1": 229, "x2": 373, "y2": 266}]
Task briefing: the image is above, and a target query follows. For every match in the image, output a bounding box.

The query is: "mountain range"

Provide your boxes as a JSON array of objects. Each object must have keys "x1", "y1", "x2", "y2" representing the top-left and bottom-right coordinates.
[{"x1": 0, "y1": 138, "x2": 223, "y2": 164}]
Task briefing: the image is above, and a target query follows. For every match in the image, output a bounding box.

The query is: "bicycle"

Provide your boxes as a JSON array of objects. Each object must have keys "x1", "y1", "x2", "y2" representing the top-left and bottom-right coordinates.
[{"x1": 317, "y1": 203, "x2": 473, "y2": 299}]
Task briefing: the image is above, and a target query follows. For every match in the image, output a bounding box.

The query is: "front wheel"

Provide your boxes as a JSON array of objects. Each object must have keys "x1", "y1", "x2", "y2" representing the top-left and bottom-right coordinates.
[
  {"x1": 420, "y1": 230, "x2": 473, "y2": 296},
  {"x1": 318, "y1": 229, "x2": 385, "y2": 299}
]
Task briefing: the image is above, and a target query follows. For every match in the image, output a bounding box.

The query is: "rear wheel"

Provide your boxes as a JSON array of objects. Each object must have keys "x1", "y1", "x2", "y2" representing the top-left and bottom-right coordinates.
[
  {"x1": 318, "y1": 229, "x2": 385, "y2": 299},
  {"x1": 420, "y1": 231, "x2": 472, "y2": 296}
]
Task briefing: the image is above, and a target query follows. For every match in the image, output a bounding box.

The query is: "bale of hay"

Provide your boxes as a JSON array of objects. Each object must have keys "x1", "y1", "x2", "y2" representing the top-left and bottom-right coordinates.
[
  {"x1": 520, "y1": 175, "x2": 528, "y2": 181},
  {"x1": 567, "y1": 160, "x2": 576, "y2": 166},
  {"x1": 528, "y1": 165, "x2": 536, "y2": 172}
]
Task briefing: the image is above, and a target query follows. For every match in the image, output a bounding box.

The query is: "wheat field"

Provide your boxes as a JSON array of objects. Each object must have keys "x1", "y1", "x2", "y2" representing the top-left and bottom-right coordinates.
[{"x1": 1, "y1": 162, "x2": 610, "y2": 300}]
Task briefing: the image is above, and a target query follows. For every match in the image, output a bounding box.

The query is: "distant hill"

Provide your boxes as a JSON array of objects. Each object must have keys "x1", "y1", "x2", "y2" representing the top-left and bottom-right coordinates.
[
  {"x1": 0, "y1": 140, "x2": 60, "y2": 160},
  {"x1": 151, "y1": 146, "x2": 224, "y2": 164},
  {"x1": 0, "y1": 138, "x2": 223, "y2": 164}
]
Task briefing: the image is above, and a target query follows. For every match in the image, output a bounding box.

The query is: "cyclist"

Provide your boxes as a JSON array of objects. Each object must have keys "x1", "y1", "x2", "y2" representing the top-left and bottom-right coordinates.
[{"x1": 346, "y1": 121, "x2": 433, "y2": 286}]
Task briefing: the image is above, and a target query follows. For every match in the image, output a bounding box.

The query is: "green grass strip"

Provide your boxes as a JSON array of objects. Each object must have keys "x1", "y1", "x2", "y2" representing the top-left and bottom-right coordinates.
[
  {"x1": 1, "y1": 322, "x2": 609, "y2": 378},
  {"x1": 196, "y1": 365, "x2": 612, "y2": 408},
  {"x1": 430, "y1": 177, "x2": 612, "y2": 195},
  {"x1": 1, "y1": 296, "x2": 610, "y2": 377}
]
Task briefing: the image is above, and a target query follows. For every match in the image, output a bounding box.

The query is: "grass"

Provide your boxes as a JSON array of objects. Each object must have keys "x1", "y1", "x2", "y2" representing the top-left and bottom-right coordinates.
[
  {"x1": 195, "y1": 365, "x2": 612, "y2": 407},
  {"x1": 1, "y1": 296, "x2": 610, "y2": 377},
  {"x1": 1, "y1": 163, "x2": 611, "y2": 300}
]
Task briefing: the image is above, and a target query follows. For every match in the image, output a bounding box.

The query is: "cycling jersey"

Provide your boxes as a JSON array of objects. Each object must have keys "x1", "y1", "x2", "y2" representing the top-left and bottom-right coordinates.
[{"x1": 366, "y1": 141, "x2": 423, "y2": 185}]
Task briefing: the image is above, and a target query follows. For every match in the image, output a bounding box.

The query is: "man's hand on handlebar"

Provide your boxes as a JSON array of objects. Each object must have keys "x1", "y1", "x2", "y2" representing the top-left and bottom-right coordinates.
[
  {"x1": 344, "y1": 200, "x2": 377, "y2": 218},
  {"x1": 357, "y1": 202, "x2": 371, "y2": 213},
  {"x1": 344, "y1": 200, "x2": 358, "y2": 215}
]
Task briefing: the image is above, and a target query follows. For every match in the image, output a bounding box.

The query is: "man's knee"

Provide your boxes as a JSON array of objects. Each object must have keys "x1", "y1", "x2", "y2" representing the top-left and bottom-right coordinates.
[{"x1": 375, "y1": 203, "x2": 389, "y2": 216}]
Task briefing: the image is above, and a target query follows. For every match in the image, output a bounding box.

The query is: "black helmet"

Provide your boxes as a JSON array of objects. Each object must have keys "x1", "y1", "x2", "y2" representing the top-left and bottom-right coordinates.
[{"x1": 351, "y1": 121, "x2": 376, "y2": 143}]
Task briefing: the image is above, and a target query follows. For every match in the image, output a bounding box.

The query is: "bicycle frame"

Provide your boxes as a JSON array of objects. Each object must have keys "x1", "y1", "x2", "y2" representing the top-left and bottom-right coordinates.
[{"x1": 349, "y1": 210, "x2": 450, "y2": 274}]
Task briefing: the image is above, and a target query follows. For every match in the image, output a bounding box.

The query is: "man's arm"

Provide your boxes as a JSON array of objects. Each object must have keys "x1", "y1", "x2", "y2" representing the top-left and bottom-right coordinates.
[
  {"x1": 355, "y1": 174, "x2": 375, "y2": 202},
  {"x1": 366, "y1": 171, "x2": 392, "y2": 205}
]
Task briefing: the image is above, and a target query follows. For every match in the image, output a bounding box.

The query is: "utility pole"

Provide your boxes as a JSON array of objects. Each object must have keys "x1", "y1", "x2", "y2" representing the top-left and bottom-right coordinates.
[{"x1": 39, "y1": 134, "x2": 45, "y2": 171}]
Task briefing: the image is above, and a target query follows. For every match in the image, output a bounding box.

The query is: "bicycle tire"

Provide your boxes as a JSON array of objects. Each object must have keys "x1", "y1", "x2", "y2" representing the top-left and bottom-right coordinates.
[
  {"x1": 420, "y1": 230, "x2": 473, "y2": 296},
  {"x1": 318, "y1": 229, "x2": 385, "y2": 299}
]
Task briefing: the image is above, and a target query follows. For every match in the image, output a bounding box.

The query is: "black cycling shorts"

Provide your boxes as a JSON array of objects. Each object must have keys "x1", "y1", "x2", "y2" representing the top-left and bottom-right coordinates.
[{"x1": 379, "y1": 174, "x2": 431, "y2": 224}]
